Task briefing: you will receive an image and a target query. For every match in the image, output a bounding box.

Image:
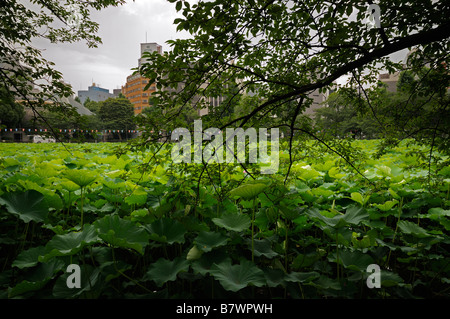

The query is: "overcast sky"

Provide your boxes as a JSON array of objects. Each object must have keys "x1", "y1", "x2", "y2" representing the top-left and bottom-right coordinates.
[
  {"x1": 35, "y1": 0, "x2": 190, "y2": 93},
  {"x1": 33, "y1": 0, "x2": 408, "y2": 95}
]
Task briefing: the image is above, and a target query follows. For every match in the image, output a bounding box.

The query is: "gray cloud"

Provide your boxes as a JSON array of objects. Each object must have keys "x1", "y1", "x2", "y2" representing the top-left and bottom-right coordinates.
[
  {"x1": 32, "y1": 0, "x2": 408, "y2": 95},
  {"x1": 35, "y1": 0, "x2": 189, "y2": 93}
]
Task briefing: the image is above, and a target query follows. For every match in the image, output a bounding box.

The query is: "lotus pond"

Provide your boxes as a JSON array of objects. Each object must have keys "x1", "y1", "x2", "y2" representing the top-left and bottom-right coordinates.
[{"x1": 0, "y1": 139, "x2": 449, "y2": 299}]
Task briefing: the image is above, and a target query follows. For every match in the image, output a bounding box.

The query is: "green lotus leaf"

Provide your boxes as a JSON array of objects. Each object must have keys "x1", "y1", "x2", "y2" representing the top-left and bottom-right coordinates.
[
  {"x1": 212, "y1": 213, "x2": 251, "y2": 232},
  {"x1": 64, "y1": 169, "x2": 98, "y2": 188},
  {"x1": 376, "y1": 165, "x2": 392, "y2": 177},
  {"x1": 380, "y1": 271, "x2": 404, "y2": 287},
  {"x1": 313, "y1": 276, "x2": 342, "y2": 290},
  {"x1": 102, "y1": 177, "x2": 126, "y2": 190},
  {"x1": 40, "y1": 224, "x2": 100, "y2": 261},
  {"x1": 95, "y1": 215, "x2": 150, "y2": 255},
  {"x1": 210, "y1": 259, "x2": 266, "y2": 292},
  {"x1": 229, "y1": 182, "x2": 268, "y2": 200},
  {"x1": 328, "y1": 166, "x2": 345, "y2": 179},
  {"x1": 350, "y1": 192, "x2": 368, "y2": 206},
  {"x1": 375, "y1": 200, "x2": 398, "y2": 211},
  {"x1": 125, "y1": 192, "x2": 147, "y2": 205},
  {"x1": 145, "y1": 217, "x2": 186, "y2": 244},
  {"x1": 52, "y1": 264, "x2": 101, "y2": 298},
  {"x1": 293, "y1": 164, "x2": 321, "y2": 181},
  {"x1": 311, "y1": 187, "x2": 334, "y2": 198},
  {"x1": 246, "y1": 238, "x2": 278, "y2": 259},
  {"x1": 191, "y1": 251, "x2": 231, "y2": 276},
  {"x1": 34, "y1": 164, "x2": 58, "y2": 178},
  {"x1": 331, "y1": 249, "x2": 375, "y2": 271},
  {"x1": 145, "y1": 257, "x2": 190, "y2": 287},
  {"x1": 423, "y1": 207, "x2": 450, "y2": 219},
  {"x1": 194, "y1": 231, "x2": 229, "y2": 252},
  {"x1": 12, "y1": 246, "x2": 47, "y2": 269},
  {"x1": 397, "y1": 220, "x2": 430, "y2": 238},
  {"x1": 8, "y1": 279, "x2": 49, "y2": 299},
  {"x1": 307, "y1": 206, "x2": 368, "y2": 228},
  {"x1": 0, "y1": 190, "x2": 49, "y2": 223},
  {"x1": 285, "y1": 271, "x2": 320, "y2": 283},
  {"x1": 8, "y1": 259, "x2": 64, "y2": 298},
  {"x1": 59, "y1": 180, "x2": 80, "y2": 192},
  {"x1": 263, "y1": 268, "x2": 286, "y2": 288}
]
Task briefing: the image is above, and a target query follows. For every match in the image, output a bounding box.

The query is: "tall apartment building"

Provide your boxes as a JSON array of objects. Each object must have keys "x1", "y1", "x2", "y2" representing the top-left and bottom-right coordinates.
[
  {"x1": 122, "y1": 73, "x2": 155, "y2": 114},
  {"x1": 123, "y1": 43, "x2": 161, "y2": 115}
]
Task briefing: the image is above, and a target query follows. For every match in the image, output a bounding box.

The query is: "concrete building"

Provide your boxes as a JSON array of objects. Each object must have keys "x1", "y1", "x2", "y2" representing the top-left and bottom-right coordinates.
[
  {"x1": 304, "y1": 89, "x2": 329, "y2": 115},
  {"x1": 113, "y1": 88, "x2": 122, "y2": 97},
  {"x1": 78, "y1": 83, "x2": 115, "y2": 104},
  {"x1": 378, "y1": 71, "x2": 401, "y2": 92}
]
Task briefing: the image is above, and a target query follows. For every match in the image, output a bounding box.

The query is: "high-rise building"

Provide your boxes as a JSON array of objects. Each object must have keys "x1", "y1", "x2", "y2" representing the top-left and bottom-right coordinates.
[
  {"x1": 122, "y1": 73, "x2": 156, "y2": 115},
  {"x1": 123, "y1": 43, "x2": 162, "y2": 115}
]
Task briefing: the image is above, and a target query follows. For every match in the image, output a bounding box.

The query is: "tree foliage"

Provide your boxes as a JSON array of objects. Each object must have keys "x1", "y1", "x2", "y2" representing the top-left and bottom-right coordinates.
[
  {"x1": 138, "y1": 0, "x2": 449, "y2": 179},
  {"x1": 0, "y1": 86, "x2": 24, "y2": 128},
  {"x1": 98, "y1": 97, "x2": 135, "y2": 131},
  {"x1": 0, "y1": 0, "x2": 126, "y2": 131}
]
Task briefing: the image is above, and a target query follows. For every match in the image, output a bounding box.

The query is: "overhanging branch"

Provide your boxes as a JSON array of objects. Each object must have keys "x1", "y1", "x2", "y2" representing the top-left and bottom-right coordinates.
[{"x1": 220, "y1": 22, "x2": 450, "y2": 130}]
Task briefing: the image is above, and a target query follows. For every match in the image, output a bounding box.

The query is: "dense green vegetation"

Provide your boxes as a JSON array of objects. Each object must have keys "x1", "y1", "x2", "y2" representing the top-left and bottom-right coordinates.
[
  {"x1": 1, "y1": 0, "x2": 449, "y2": 301},
  {"x1": 0, "y1": 140, "x2": 448, "y2": 299}
]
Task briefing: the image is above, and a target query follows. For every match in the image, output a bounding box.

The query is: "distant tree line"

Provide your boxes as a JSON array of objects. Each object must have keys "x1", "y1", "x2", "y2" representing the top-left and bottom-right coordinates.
[{"x1": 314, "y1": 67, "x2": 449, "y2": 150}]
